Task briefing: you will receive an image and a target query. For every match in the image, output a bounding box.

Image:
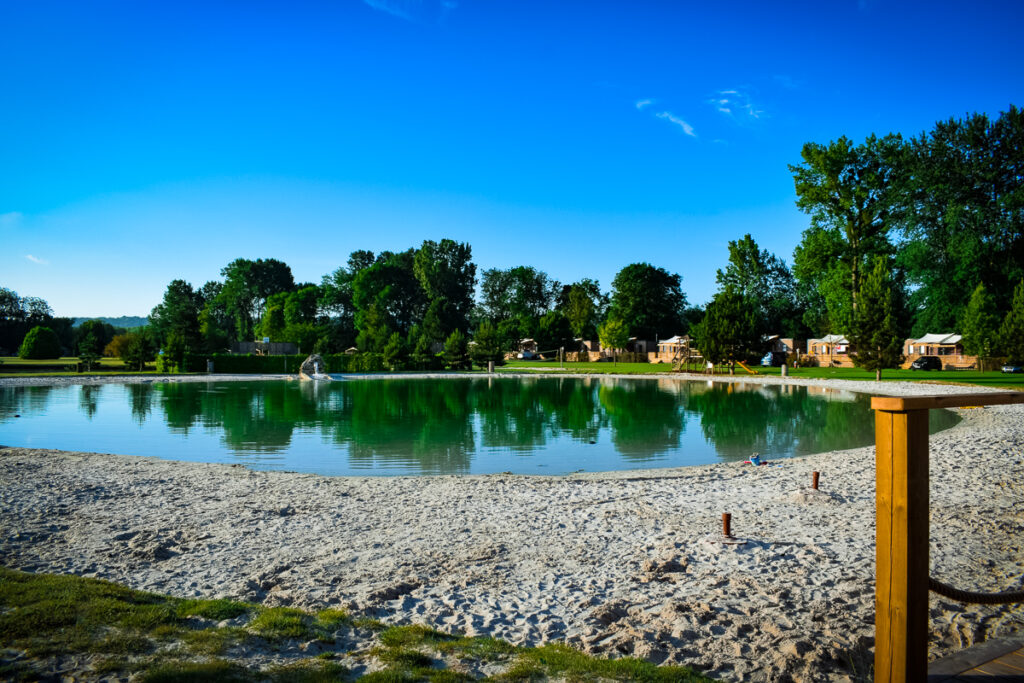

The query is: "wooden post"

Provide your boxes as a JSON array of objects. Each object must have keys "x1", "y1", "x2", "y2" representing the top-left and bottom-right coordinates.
[
  {"x1": 873, "y1": 406, "x2": 930, "y2": 682},
  {"x1": 869, "y1": 392, "x2": 1024, "y2": 682}
]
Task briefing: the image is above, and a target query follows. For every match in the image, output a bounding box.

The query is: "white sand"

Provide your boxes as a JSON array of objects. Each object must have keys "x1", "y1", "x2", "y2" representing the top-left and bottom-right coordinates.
[{"x1": 1, "y1": 373, "x2": 1022, "y2": 681}]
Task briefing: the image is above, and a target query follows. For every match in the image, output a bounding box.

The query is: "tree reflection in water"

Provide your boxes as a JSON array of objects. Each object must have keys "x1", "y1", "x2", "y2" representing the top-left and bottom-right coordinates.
[{"x1": 0, "y1": 378, "x2": 960, "y2": 474}]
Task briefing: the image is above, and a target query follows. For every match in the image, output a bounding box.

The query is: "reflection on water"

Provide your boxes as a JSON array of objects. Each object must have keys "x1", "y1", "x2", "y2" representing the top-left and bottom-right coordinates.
[{"x1": 0, "y1": 378, "x2": 959, "y2": 476}]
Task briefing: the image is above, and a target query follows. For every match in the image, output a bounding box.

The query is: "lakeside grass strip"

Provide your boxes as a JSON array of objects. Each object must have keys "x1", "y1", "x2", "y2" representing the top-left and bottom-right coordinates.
[
  {"x1": 0, "y1": 567, "x2": 714, "y2": 682},
  {"x1": 4, "y1": 353, "x2": 1024, "y2": 389}
]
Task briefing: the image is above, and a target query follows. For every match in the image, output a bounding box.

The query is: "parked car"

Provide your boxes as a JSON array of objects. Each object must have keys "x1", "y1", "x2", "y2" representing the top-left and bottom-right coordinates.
[
  {"x1": 517, "y1": 350, "x2": 539, "y2": 360},
  {"x1": 1002, "y1": 362, "x2": 1024, "y2": 374},
  {"x1": 910, "y1": 356, "x2": 942, "y2": 371},
  {"x1": 760, "y1": 351, "x2": 787, "y2": 367}
]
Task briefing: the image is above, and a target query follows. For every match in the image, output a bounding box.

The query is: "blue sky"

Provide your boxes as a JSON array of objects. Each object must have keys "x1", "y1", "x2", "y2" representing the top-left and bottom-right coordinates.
[{"x1": 2, "y1": 0, "x2": 1021, "y2": 317}]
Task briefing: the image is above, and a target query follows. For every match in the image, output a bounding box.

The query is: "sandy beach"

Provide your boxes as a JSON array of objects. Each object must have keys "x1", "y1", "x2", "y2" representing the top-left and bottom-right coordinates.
[{"x1": 1, "y1": 373, "x2": 1022, "y2": 681}]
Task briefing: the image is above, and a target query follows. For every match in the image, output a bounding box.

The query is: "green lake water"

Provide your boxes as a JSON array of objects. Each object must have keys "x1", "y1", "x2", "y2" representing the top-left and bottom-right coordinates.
[{"x1": 0, "y1": 377, "x2": 959, "y2": 476}]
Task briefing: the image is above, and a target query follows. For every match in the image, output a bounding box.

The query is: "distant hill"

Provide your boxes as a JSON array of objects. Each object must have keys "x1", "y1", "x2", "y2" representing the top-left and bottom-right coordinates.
[{"x1": 72, "y1": 316, "x2": 148, "y2": 330}]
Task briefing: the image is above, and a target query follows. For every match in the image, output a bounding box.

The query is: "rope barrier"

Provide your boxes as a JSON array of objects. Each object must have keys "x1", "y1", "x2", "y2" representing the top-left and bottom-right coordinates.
[{"x1": 929, "y1": 577, "x2": 1024, "y2": 604}]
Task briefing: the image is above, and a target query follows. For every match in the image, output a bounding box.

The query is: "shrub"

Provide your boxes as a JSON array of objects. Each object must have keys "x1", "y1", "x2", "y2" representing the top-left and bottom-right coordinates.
[
  {"x1": 122, "y1": 332, "x2": 154, "y2": 371},
  {"x1": 350, "y1": 353, "x2": 384, "y2": 372},
  {"x1": 382, "y1": 332, "x2": 409, "y2": 371},
  {"x1": 470, "y1": 321, "x2": 505, "y2": 368},
  {"x1": 105, "y1": 334, "x2": 130, "y2": 358},
  {"x1": 174, "y1": 352, "x2": 396, "y2": 375},
  {"x1": 443, "y1": 329, "x2": 469, "y2": 370},
  {"x1": 18, "y1": 326, "x2": 62, "y2": 359}
]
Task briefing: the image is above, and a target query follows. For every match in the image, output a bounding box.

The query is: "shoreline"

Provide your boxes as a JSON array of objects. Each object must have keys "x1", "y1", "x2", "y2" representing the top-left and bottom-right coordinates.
[{"x1": 1, "y1": 374, "x2": 1023, "y2": 681}]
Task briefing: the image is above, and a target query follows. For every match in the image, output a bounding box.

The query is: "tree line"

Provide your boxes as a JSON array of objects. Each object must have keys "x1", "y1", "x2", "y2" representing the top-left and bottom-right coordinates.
[
  {"x1": 135, "y1": 241, "x2": 696, "y2": 371},
  {"x1": 4, "y1": 106, "x2": 1022, "y2": 373},
  {"x1": 695, "y1": 105, "x2": 1024, "y2": 375}
]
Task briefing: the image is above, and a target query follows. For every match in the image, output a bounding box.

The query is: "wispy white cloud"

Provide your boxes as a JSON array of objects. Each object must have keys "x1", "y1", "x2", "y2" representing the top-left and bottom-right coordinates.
[
  {"x1": 25, "y1": 254, "x2": 48, "y2": 265},
  {"x1": 655, "y1": 111, "x2": 696, "y2": 137},
  {"x1": 709, "y1": 88, "x2": 764, "y2": 120},
  {"x1": 635, "y1": 98, "x2": 653, "y2": 110}
]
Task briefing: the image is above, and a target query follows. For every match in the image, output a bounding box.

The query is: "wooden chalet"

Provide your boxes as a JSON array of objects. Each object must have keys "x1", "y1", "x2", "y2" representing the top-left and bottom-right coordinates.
[
  {"x1": 806, "y1": 334, "x2": 855, "y2": 367},
  {"x1": 901, "y1": 333, "x2": 976, "y2": 369},
  {"x1": 652, "y1": 335, "x2": 689, "y2": 362}
]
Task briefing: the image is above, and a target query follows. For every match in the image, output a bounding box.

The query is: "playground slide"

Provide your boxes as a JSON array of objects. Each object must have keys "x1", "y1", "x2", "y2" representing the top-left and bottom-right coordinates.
[{"x1": 736, "y1": 361, "x2": 759, "y2": 375}]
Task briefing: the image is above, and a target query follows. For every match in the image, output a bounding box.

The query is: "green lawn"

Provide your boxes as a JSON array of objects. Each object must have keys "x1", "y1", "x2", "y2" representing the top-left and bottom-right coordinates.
[
  {"x1": 502, "y1": 360, "x2": 678, "y2": 374},
  {"x1": 502, "y1": 359, "x2": 1024, "y2": 390},
  {"x1": 0, "y1": 356, "x2": 157, "y2": 375},
  {"x1": 4, "y1": 355, "x2": 1022, "y2": 391}
]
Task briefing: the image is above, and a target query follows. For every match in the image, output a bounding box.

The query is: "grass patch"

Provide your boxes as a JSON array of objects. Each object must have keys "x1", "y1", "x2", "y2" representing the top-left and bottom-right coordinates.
[
  {"x1": 314, "y1": 607, "x2": 351, "y2": 631},
  {"x1": 178, "y1": 597, "x2": 251, "y2": 622},
  {"x1": 495, "y1": 660, "x2": 546, "y2": 681},
  {"x1": 265, "y1": 659, "x2": 350, "y2": 682},
  {"x1": 354, "y1": 616, "x2": 389, "y2": 631},
  {"x1": 379, "y1": 624, "x2": 458, "y2": 648},
  {"x1": 1, "y1": 567, "x2": 717, "y2": 682},
  {"x1": 512, "y1": 642, "x2": 711, "y2": 682},
  {"x1": 139, "y1": 658, "x2": 252, "y2": 682},
  {"x1": 249, "y1": 606, "x2": 314, "y2": 640},
  {"x1": 360, "y1": 671, "x2": 421, "y2": 683},
  {"x1": 374, "y1": 647, "x2": 435, "y2": 669},
  {"x1": 437, "y1": 636, "x2": 518, "y2": 661},
  {"x1": 95, "y1": 632, "x2": 154, "y2": 654},
  {"x1": 181, "y1": 626, "x2": 249, "y2": 655},
  {"x1": 0, "y1": 566, "x2": 174, "y2": 656}
]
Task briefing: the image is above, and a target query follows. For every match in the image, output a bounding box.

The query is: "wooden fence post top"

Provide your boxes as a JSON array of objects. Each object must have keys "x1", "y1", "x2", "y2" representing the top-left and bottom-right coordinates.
[{"x1": 871, "y1": 393, "x2": 1024, "y2": 412}]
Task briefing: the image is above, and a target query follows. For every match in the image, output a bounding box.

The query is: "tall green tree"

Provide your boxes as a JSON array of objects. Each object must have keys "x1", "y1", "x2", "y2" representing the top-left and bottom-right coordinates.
[
  {"x1": 999, "y1": 279, "x2": 1024, "y2": 363},
  {"x1": 382, "y1": 332, "x2": 409, "y2": 371},
  {"x1": 0, "y1": 288, "x2": 58, "y2": 354},
  {"x1": 715, "y1": 234, "x2": 800, "y2": 337},
  {"x1": 122, "y1": 331, "x2": 154, "y2": 372},
  {"x1": 690, "y1": 288, "x2": 761, "y2": 371},
  {"x1": 285, "y1": 286, "x2": 321, "y2": 326},
  {"x1": 413, "y1": 239, "x2": 476, "y2": 335},
  {"x1": 894, "y1": 107, "x2": 1024, "y2": 333},
  {"x1": 960, "y1": 283, "x2": 1001, "y2": 369},
  {"x1": 74, "y1": 319, "x2": 117, "y2": 356},
  {"x1": 197, "y1": 281, "x2": 233, "y2": 351},
  {"x1": 558, "y1": 279, "x2": 605, "y2": 339},
  {"x1": 75, "y1": 321, "x2": 112, "y2": 370},
  {"x1": 356, "y1": 303, "x2": 392, "y2": 353},
  {"x1": 352, "y1": 250, "x2": 426, "y2": 339},
  {"x1": 408, "y1": 325, "x2": 441, "y2": 370},
  {"x1": 18, "y1": 325, "x2": 62, "y2": 359},
  {"x1": 607, "y1": 263, "x2": 687, "y2": 340},
  {"x1": 790, "y1": 133, "x2": 903, "y2": 331},
  {"x1": 535, "y1": 310, "x2": 575, "y2": 355},
  {"x1": 443, "y1": 329, "x2": 469, "y2": 370},
  {"x1": 218, "y1": 258, "x2": 295, "y2": 341},
  {"x1": 849, "y1": 257, "x2": 905, "y2": 380},
  {"x1": 150, "y1": 280, "x2": 203, "y2": 349},
  {"x1": 255, "y1": 292, "x2": 289, "y2": 341},
  {"x1": 320, "y1": 250, "x2": 376, "y2": 349},
  {"x1": 478, "y1": 266, "x2": 559, "y2": 322},
  {"x1": 598, "y1": 318, "x2": 629, "y2": 365},
  {"x1": 470, "y1": 320, "x2": 505, "y2": 367},
  {"x1": 419, "y1": 298, "x2": 450, "y2": 349}
]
